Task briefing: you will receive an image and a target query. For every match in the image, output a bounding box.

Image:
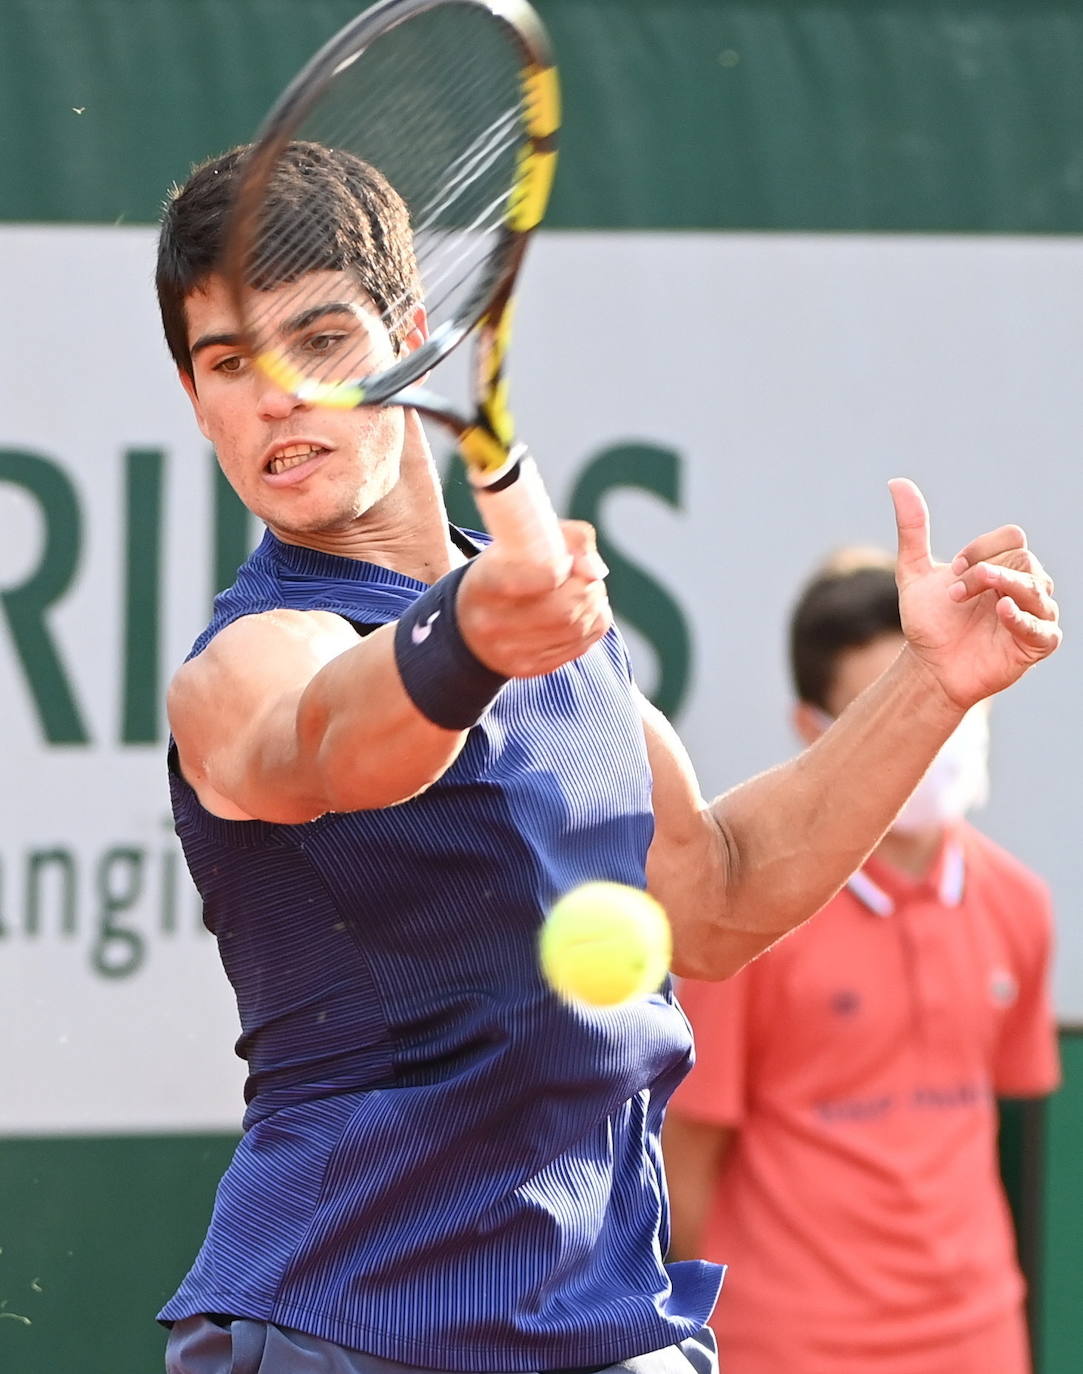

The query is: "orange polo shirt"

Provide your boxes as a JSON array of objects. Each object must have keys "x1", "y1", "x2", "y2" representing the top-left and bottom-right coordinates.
[{"x1": 669, "y1": 823, "x2": 1059, "y2": 1374}]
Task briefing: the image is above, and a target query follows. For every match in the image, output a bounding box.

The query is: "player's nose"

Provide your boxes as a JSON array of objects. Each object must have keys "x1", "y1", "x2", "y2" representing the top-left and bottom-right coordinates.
[{"x1": 256, "y1": 377, "x2": 309, "y2": 420}]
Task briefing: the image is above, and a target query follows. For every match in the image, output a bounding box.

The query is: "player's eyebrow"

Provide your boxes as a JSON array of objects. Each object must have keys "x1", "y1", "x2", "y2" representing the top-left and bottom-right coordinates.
[
  {"x1": 190, "y1": 330, "x2": 243, "y2": 357},
  {"x1": 189, "y1": 305, "x2": 365, "y2": 359},
  {"x1": 281, "y1": 302, "x2": 366, "y2": 334}
]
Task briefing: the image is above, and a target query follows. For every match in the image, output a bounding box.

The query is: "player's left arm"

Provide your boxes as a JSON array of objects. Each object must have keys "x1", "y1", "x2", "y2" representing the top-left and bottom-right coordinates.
[
  {"x1": 645, "y1": 479, "x2": 1061, "y2": 981},
  {"x1": 643, "y1": 655, "x2": 979, "y2": 978}
]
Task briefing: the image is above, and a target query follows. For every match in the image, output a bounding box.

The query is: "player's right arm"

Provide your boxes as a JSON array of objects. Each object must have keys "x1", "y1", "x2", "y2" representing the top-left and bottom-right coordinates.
[
  {"x1": 170, "y1": 523, "x2": 611, "y2": 824},
  {"x1": 169, "y1": 610, "x2": 466, "y2": 823}
]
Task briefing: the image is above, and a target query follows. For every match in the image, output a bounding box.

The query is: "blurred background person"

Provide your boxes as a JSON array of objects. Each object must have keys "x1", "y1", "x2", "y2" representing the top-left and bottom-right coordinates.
[{"x1": 664, "y1": 548, "x2": 1060, "y2": 1374}]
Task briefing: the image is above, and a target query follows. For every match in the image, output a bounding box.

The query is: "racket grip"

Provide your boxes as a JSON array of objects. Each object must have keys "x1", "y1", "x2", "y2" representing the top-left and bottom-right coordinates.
[{"x1": 471, "y1": 446, "x2": 569, "y2": 569}]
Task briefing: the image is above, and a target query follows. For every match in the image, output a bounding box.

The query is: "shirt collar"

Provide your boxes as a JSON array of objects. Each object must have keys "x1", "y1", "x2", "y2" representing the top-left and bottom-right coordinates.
[{"x1": 846, "y1": 833, "x2": 966, "y2": 917}]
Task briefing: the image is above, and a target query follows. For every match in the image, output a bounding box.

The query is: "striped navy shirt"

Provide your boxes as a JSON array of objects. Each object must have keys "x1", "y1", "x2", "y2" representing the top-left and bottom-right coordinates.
[{"x1": 160, "y1": 531, "x2": 723, "y2": 1370}]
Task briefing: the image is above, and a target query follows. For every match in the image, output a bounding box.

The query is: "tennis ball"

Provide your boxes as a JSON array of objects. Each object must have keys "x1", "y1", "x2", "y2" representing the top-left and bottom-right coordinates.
[{"x1": 539, "y1": 882, "x2": 672, "y2": 1007}]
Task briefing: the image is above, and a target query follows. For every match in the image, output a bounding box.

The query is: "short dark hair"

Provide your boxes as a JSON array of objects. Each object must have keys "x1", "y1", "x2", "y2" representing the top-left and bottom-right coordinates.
[
  {"x1": 788, "y1": 548, "x2": 902, "y2": 710},
  {"x1": 156, "y1": 141, "x2": 423, "y2": 376}
]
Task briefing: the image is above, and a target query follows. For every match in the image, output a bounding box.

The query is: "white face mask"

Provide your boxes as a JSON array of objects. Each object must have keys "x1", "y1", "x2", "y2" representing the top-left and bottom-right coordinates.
[{"x1": 891, "y1": 706, "x2": 990, "y2": 835}]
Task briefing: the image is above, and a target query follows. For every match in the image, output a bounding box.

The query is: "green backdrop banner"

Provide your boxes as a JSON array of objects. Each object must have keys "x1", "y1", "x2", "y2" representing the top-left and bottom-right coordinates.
[{"x1": 2, "y1": 0, "x2": 1083, "y2": 230}]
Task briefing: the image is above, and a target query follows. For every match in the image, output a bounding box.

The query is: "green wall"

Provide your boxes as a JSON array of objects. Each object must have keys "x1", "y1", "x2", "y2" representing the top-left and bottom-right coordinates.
[
  {"x1": 0, "y1": 1134, "x2": 236, "y2": 1371},
  {"x1": 3, "y1": 0, "x2": 1083, "y2": 230},
  {"x1": 1040, "y1": 1030, "x2": 1083, "y2": 1373}
]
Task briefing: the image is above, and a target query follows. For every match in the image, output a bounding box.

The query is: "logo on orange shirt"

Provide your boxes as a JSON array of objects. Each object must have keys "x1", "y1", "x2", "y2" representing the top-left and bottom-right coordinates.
[{"x1": 989, "y1": 968, "x2": 1018, "y2": 1007}]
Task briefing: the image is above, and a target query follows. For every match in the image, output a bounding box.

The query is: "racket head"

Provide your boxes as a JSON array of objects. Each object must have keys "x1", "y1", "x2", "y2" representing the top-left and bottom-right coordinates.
[{"x1": 222, "y1": 0, "x2": 559, "y2": 433}]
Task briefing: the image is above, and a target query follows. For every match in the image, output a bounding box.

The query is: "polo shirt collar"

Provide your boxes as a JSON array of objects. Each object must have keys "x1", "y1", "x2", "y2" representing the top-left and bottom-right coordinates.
[{"x1": 846, "y1": 832, "x2": 966, "y2": 917}]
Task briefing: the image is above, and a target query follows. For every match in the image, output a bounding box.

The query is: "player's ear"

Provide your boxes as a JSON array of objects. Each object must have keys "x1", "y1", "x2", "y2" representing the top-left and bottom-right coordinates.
[
  {"x1": 400, "y1": 304, "x2": 429, "y2": 356},
  {"x1": 178, "y1": 368, "x2": 212, "y2": 440},
  {"x1": 792, "y1": 700, "x2": 829, "y2": 747}
]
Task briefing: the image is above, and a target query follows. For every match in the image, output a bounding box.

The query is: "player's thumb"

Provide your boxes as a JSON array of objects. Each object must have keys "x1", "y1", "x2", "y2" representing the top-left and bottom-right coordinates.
[
  {"x1": 889, "y1": 477, "x2": 933, "y2": 580},
  {"x1": 561, "y1": 520, "x2": 609, "y2": 583}
]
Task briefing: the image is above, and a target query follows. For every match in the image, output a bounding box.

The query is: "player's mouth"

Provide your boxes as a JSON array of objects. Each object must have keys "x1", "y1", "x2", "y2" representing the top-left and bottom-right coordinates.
[{"x1": 263, "y1": 442, "x2": 331, "y2": 484}]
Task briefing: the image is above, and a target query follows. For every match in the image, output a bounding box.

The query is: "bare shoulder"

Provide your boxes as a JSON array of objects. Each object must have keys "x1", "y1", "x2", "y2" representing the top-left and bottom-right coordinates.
[
  {"x1": 194, "y1": 606, "x2": 359, "y2": 661},
  {"x1": 633, "y1": 686, "x2": 708, "y2": 824},
  {"x1": 634, "y1": 685, "x2": 689, "y2": 765},
  {"x1": 168, "y1": 609, "x2": 362, "y2": 818},
  {"x1": 169, "y1": 609, "x2": 359, "y2": 721}
]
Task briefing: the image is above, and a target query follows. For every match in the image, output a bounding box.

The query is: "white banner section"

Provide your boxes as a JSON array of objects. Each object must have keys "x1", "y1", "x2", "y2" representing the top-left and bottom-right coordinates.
[{"x1": 2, "y1": 226, "x2": 1080, "y2": 1133}]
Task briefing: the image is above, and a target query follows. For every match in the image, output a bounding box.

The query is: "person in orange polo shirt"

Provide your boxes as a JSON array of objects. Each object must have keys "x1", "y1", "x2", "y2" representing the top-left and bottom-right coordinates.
[{"x1": 664, "y1": 549, "x2": 1060, "y2": 1374}]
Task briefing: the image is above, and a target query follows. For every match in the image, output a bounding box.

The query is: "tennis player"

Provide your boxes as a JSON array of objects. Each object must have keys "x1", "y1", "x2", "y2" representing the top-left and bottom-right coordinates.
[{"x1": 154, "y1": 145, "x2": 1062, "y2": 1374}]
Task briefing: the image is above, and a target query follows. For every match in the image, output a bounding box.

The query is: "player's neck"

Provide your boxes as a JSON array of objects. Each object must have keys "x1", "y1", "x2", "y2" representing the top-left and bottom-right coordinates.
[
  {"x1": 873, "y1": 824, "x2": 947, "y2": 880},
  {"x1": 371, "y1": 505, "x2": 466, "y2": 585},
  {"x1": 368, "y1": 424, "x2": 470, "y2": 581}
]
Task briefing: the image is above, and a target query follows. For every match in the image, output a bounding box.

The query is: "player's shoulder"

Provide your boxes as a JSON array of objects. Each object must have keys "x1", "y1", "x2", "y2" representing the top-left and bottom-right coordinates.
[
  {"x1": 177, "y1": 607, "x2": 359, "y2": 685},
  {"x1": 168, "y1": 608, "x2": 361, "y2": 737}
]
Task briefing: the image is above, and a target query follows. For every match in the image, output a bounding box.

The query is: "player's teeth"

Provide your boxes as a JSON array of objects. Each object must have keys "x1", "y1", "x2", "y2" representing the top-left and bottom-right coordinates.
[{"x1": 269, "y1": 446, "x2": 322, "y2": 474}]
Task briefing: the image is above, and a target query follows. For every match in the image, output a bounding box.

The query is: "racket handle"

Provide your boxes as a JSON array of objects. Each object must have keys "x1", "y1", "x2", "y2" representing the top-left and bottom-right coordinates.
[{"x1": 471, "y1": 445, "x2": 569, "y2": 568}]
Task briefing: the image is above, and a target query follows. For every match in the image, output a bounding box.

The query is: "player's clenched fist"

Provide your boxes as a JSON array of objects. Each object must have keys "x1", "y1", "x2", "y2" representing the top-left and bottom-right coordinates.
[{"x1": 457, "y1": 520, "x2": 613, "y2": 678}]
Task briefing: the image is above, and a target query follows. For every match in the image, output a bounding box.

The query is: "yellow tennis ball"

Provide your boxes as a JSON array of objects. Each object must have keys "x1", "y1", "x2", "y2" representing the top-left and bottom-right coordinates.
[{"x1": 539, "y1": 882, "x2": 672, "y2": 1007}]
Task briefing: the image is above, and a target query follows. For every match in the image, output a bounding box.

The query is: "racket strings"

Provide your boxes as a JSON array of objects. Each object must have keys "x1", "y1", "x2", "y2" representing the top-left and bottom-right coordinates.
[
  {"x1": 242, "y1": 160, "x2": 517, "y2": 388},
  {"x1": 411, "y1": 107, "x2": 521, "y2": 232},
  {"x1": 409, "y1": 189, "x2": 514, "y2": 325},
  {"x1": 334, "y1": 104, "x2": 520, "y2": 342},
  {"x1": 241, "y1": 152, "x2": 518, "y2": 389},
  {"x1": 384, "y1": 103, "x2": 522, "y2": 325},
  {"x1": 236, "y1": 4, "x2": 527, "y2": 394}
]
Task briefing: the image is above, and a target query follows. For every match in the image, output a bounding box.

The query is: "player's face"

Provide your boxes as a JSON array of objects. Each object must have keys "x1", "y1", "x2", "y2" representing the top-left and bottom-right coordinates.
[{"x1": 180, "y1": 272, "x2": 419, "y2": 538}]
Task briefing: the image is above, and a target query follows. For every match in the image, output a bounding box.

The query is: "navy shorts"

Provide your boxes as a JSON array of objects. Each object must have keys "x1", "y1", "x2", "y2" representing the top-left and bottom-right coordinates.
[{"x1": 164, "y1": 1316, "x2": 719, "y2": 1374}]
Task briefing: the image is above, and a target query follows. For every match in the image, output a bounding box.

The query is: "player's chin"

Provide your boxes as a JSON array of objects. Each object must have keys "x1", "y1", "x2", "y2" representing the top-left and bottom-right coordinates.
[
  {"x1": 258, "y1": 461, "x2": 397, "y2": 534},
  {"x1": 268, "y1": 503, "x2": 365, "y2": 538}
]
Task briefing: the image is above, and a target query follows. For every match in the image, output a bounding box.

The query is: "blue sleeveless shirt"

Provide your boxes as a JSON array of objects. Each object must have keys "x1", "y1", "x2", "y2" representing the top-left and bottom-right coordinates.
[{"x1": 160, "y1": 530, "x2": 723, "y2": 1370}]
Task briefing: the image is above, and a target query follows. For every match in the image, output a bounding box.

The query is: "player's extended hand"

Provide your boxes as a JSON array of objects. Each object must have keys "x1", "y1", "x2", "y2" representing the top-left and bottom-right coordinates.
[
  {"x1": 890, "y1": 477, "x2": 1061, "y2": 710},
  {"x1": 457, "y1": 520, "x2": 612, "y2": 677}
]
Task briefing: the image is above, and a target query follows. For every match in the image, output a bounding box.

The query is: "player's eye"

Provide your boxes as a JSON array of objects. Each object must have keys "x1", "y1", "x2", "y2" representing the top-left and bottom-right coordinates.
[
  {"x1": 301, "y1": 330, "x2": 345, "y2": 353},
  {"x1": 212, "y1": 354, "x2": 248, "y2": 375}
]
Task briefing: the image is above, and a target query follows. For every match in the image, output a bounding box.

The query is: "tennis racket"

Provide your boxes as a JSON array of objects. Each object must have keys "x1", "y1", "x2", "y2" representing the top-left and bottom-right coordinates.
[{"x1": 222, "y1": 0, "x2": 565, "y2": 565}]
